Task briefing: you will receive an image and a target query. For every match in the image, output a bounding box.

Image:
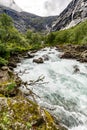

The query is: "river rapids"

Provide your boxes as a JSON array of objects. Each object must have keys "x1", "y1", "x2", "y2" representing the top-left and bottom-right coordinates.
[{"x1": 14, "y1": 48, "x2": 87, "y2": 130}]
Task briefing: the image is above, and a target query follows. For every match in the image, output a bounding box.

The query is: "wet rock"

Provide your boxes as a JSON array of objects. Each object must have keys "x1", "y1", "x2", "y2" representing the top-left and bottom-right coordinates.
[
  {"x1": 1, "y1": 66, "x2": 9, "y2": 71},
  {"x1": 73, "y1": 65, "x2": 80, "y2": 73},
  {"x1": 27, "y1": 52, "x2": 35, "y2": 58},
  {"x1": 80, "y1": 50, "x2": 87, "y2": 62},
  {"x1": 75, "y1": 45, "x2": 87, "y2": 52},
  {"x1": 8, "y1": 61, "x2": 17, "y2": 68},
  {"x1": 30, "y1": 50, "x2": 37, "y2": 53},
  {"x1": 42, "y1": 54, "x2": 49, "y2": 61},
  {"x1": 60, "y1": 51, "x2": 74, "y2": 59},
  {"x1": 33, "y1": 57, "x2": 44, "y2": 64},
  {"x1": 9, "y1": 66, "x2": 14, "y2": 71}
]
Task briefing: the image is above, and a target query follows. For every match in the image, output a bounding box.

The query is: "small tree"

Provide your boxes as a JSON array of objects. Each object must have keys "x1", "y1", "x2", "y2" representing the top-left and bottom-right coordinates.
[
  {"x1": 46, "y1": 32, "x2": 55, "y2": 44},
  {"x1": 0, "y1": 13, "x2": 13, "y2": 42},
  {"x1": 0, "y1": 13, "x2": 13, "y2": 29}
]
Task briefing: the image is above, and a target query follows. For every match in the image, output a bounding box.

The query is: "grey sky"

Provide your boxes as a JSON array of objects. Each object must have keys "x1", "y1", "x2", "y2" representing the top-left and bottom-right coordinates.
[
  {"x1": 14, "y1": 0, "x2": 72, "y2": 16},
  {"x1": 44, "y1": 0, "x2": 71, "y2": 16}
]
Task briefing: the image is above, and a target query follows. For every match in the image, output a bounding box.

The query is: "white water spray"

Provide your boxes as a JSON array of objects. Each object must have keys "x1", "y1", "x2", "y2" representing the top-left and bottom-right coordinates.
[{"x1": 15, "y1": 48, "x2": 87, "y2": 130}]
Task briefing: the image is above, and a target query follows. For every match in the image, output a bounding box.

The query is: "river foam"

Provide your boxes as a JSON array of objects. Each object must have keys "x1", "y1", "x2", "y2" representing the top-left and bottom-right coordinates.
[{"x1": 15, "y1": 47, "x2": 87, "y2": 130}]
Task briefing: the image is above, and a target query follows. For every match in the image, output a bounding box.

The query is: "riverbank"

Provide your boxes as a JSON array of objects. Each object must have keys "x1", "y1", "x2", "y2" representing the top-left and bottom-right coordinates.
[
  {"x1": 0, "y1": 43, "x2": 87, "y2": 130},
  {"x1": 0, "y1": 52, "x2": 67, "y2": 130},
  {"x1": 14, "y1": 46, "x2": 87, "y2": 130},
  {"x1": 57, "y1": 44, "x2": 87, "y2": 63}
]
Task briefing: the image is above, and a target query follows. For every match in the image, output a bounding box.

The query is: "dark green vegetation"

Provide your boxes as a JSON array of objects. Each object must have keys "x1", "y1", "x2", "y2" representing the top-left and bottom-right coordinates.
[
  {"x1": 0, "y1": 13, "x2": 44, "y2": 66},
  {"x1": 1, "y1": 13, "x2": 87, "y2": 66},
  {"x1": 46, "y1": 20, "x2": 87, "y2": 45},
  {"x1": 0, "y1": 13, "x2": 65, "y2": 130},
  {"x1": 1, "y1": 13, "x2": 87, "y2": 67},
  {"x1": 1, "y1": 12, "x2": 87, "y2": 130}
]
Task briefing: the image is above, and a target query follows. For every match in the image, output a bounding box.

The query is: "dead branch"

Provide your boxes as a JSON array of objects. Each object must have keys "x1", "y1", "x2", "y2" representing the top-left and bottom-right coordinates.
[{"x1": 20, "y1": 75, "x2": 49, "y2": 102}]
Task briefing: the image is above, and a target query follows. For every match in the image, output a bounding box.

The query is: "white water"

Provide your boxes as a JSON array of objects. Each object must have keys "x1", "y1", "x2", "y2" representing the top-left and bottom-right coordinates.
[{"x1": 15, "y1": 48, "x2": 87, "y2": 130}]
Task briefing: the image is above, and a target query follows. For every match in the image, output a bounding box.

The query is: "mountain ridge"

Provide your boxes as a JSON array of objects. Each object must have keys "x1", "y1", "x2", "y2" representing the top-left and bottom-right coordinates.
[
  {"x1": 0, "y1": 0, "x2": 87, "y2": 32},
  {"x1": 52, "y1": 0, "x2": 87, "y2": 31},
  {"x1": 0, "y1": 2, "x2": 58, "y2": 32}
]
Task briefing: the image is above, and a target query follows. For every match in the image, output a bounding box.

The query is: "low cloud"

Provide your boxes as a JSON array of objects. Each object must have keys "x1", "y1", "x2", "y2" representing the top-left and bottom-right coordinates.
[{"x1": 44, "y1": 0, "x2": 71, "y2": 16}]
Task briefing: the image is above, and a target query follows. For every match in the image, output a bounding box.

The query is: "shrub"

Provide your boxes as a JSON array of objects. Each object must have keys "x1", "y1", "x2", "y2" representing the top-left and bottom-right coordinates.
[{"x1": 0, "y1": 57, "x2": 8, "y2": 66}]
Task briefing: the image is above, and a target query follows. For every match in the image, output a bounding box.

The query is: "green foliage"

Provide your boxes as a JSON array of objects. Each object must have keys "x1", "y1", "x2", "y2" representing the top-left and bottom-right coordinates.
[
  {"x1": 6, "y1": 82, "x2": 16, "y2": 91},
  {"x1": 0, "y1": 43, "x2": 10, "y2": 58},
  {"x1": 26, "y1": 29, "x2": 43, "y2": 45},
  {"x1": 0, "y1": 13, "x2": 13, "y2": 27},
  {"x1": 45, "y1": 32, "x2": 55, "y2": 44},
  {"x1": 46, "y1": 20, "x2": 87, "y2": 45},
  {"x1": 0, "y1": 13, "x2": 32, "y2": 66},
  {"x1": 0, "y1": 14, "x2": 13, "y2": 42},
  {"x1": 0, "y1": 13, "x2": 45, "y2": 68},
  {"x1": 2, "y1": 112, "x2": 10, "y2": 125},
  {"x1": 26, "y1": 122, "x2": 32, "y2": 129},
  {"x1": 0, "y1": 57, "x2": 8, "y2": 66}
]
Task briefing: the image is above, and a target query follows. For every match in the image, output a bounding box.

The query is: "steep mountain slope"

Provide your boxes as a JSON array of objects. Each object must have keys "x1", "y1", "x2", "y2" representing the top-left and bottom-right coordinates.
[
  {"x1": 0, "y1": 1, "x2": 58, "y2": 32},
  {"x1": 52, "y1": 0, "x2": 87, "y2": 31}
]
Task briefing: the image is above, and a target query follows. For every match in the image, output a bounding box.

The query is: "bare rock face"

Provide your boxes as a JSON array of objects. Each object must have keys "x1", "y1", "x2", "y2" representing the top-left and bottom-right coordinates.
[
  {"x1": 52, "y1": 0, "x2": 87, "y2": 31},
  {"x1": 0, "y1": 1, "x2": 57, "y2": 32}
]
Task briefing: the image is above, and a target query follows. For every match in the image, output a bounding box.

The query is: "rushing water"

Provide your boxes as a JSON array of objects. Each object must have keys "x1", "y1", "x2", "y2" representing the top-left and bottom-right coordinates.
[{"x1": 14, "y1": 48, "x2": 87, "y2": 130}]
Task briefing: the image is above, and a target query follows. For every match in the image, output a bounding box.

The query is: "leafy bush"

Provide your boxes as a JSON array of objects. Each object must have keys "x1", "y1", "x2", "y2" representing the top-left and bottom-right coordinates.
[
  {"x1": 6, "y1": 82, "x2": 16, "y2": 91},
  {"x1": 0, "y1": 57, "x2": 8, "y2": 66},
  {"x1": 46, "y1": 20, "x2": 87, "y2": 45},
  {"x1": 0, "y1": 43, "x2": 10, "y2": 58}
]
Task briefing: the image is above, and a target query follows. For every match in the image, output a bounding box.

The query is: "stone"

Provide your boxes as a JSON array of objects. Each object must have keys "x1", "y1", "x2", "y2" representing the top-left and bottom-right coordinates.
[
  {"x1": 8, "y1": 62, "x2": 17, "y2": 68},
  {"x1": 42, "y1": 54, "x2": 49, "y2": 61},
  {"x1": 60, "y1": 52, "x2": 74, "y2": 59},
  {"x1": 27, "y1": 52, "x2": 35, "y2": 58},
  {"x1": 81, "y1": 50, "x2": 87, "y2": 59},
  {"x1": 73, "y1": 65, "x2": 80, "y2": 73},
  {"x1": 1, "y1": 66, "x2": 8, "y2": 71},
  {"x1": 33, "y1": 57, "x2": 44, "y2": 64}
]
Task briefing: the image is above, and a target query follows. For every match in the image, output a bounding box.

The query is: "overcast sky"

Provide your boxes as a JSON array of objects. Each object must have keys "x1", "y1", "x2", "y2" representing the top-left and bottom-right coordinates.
[{"x1": 14, "y1": 0, "x2": 72, "y2": 16}]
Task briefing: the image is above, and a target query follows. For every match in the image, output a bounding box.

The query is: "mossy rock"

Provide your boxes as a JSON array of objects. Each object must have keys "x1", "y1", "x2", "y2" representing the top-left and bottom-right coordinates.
[{"x1": 0, "y1": 93, "x2": 67, "y2": 130}]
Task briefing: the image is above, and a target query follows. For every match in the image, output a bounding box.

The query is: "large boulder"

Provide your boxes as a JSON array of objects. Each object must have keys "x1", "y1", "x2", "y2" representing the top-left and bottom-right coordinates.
[
  {"x1": 33, "y1": 57, "x2": 44, "y2": 64},
  {"x1": 60, "y1": 51, "x2": 75, "y2": 59}
]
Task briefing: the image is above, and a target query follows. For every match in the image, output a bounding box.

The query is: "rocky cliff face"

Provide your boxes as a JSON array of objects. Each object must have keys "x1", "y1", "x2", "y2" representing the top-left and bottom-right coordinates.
[
  {"x1": 52, "y1": 0, "x2": 87, "y2": 31},
  {"x1": 0, "y1": 0, "x2": 87, "y2": 32}
]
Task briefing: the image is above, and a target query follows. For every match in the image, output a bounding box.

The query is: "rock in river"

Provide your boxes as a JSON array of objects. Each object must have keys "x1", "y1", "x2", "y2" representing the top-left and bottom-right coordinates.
[{"x1": 33, "y1": 57, "x2": 44, "y2": 64}]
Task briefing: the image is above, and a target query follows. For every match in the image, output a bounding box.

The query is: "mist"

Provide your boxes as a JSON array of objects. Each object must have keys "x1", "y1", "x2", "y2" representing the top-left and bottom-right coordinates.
[{"x1": 44, "y1": 0, "x2": 72, "y2": 16}]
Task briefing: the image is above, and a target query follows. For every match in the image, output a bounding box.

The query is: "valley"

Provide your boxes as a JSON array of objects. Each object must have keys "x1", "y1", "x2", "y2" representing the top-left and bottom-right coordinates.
[{"x1": 0, "y1": 0, "x2": 87, "y2": 130}]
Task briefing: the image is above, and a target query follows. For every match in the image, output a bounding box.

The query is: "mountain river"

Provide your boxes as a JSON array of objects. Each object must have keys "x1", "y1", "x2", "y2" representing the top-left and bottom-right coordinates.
[{"x1": 14, "y1": 47, "x2": 87, "y2": 130}]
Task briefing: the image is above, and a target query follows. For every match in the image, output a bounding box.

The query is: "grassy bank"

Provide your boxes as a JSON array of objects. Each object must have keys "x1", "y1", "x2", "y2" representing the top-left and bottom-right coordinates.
[{"x1": 45, "y1": 20, "x2": 87, "y2": 46}]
